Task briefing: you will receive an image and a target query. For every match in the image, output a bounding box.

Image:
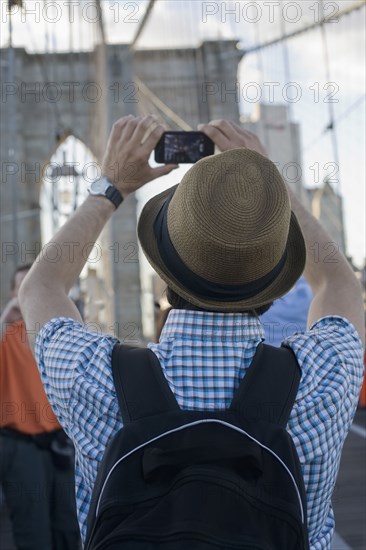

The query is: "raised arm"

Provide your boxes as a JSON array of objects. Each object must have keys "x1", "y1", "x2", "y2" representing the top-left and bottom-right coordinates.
[
  {"x1": 284, "y1": 185, "x2": 363, "y2": 341},
  {"x1": 199, "y1": 120, "x2": 364, "y2": 346},
  {"x1": 19, "y1": 115, "x2": 177, "y2": 351}
]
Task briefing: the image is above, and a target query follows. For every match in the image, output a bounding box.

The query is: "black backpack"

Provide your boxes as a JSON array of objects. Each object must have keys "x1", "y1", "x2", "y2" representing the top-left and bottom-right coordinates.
[{"x1": 85, "y1": 343, "x2": 309, "y2": 550}]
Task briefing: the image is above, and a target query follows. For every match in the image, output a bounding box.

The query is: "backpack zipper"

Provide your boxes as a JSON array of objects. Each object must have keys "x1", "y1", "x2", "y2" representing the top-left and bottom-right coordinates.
[{"x1": 96, "y1": 419, "x2": 304, "y2": 524}]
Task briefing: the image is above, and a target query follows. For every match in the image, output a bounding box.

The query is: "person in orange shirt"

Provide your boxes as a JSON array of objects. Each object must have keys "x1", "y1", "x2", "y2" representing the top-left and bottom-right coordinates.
[{"x1": 0, "y1": 264, "x2": 80, "y2": 550}]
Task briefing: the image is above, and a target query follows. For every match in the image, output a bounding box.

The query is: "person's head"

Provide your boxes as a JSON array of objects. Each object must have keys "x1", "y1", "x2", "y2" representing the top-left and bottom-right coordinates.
[
  {"x1": 165, "y1": 287, "x2": 272, "y2": 317},
  {"x1": 138, "y1": 149, "x2": 306, "y2": 313},
  {"x1": 11, "y1": 263, "x2": 33, "y2": 297}
]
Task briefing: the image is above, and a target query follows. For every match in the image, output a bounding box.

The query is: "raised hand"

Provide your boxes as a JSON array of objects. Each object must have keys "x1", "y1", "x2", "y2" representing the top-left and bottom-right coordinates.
[
  {"x1": 102, "y1": 115, "x2": 178, "y2": 198},
  {"x1": 198, "y1": 120, "x2": 268, "y2": 157}
]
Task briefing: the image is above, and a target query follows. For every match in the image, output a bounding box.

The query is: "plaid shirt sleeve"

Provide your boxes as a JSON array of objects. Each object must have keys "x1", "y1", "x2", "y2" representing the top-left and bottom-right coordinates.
[
  {"x1": 35, "y1": 317, "x2": 121, "y2": 541},
  {"x1": 35, "y1": 317, "x2": 120, "y2": 437},
  {"x1": 284, "y1": 316, "x2": 364, "y2": 549}
]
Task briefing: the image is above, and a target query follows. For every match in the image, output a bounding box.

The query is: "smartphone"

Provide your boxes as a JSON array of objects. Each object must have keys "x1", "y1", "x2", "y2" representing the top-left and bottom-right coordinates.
[{"x1": 155, "y1": 131, "x2": 215, "y2": 164}]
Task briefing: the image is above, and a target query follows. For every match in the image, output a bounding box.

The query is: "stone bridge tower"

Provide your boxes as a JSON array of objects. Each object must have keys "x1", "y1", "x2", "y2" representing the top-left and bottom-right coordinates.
[{"x1": 0, "y1": 40, "x2": 243, "y2": 337}]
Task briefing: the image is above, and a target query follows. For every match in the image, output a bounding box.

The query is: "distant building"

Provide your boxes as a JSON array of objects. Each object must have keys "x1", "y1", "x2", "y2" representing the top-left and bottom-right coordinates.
[
  {"x1": 241, "y1": 103, "x2": 309, "y2": 204},
  {"x1": 242, "y1": 103, "x2": 346, "y2": 255},
  {"x1": 306, "y1": 179, "x2": 346, "y2": 253}
]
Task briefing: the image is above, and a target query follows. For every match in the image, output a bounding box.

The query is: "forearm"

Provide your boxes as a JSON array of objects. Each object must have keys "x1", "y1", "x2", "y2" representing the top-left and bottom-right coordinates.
[
  {"x1": 19, "y1": 196, "x2": 115, "y2": 347},
  {"x1": 286, "y1": 184, "x2": 364, "y2": 342},
  {"x1": 286, "y1": 185, "x2": 354, "y2": 293},
  {"x1": 22, "y1": 196, "x2": 114, "y2": 294}
]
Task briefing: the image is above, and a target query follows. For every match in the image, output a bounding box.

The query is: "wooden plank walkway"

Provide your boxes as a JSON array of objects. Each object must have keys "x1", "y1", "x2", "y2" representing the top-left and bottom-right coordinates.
[
  {"x1": 1, "y1": 409, "x2": 365, "y2": 549},
  {"x1": 332, "y1": 409, "x2": 366, "y2": 549}
]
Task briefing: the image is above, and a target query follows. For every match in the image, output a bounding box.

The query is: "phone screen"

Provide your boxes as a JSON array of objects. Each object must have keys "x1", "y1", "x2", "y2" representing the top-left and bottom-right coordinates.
[{"x1": 155, "y1": 132, "x2": 214, "y2": 164}]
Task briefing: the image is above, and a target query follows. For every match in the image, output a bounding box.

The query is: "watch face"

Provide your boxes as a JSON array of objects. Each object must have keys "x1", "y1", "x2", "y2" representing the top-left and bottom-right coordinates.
[{"x1": 89, "y1": 179, "x2": 110, "y2": 195}]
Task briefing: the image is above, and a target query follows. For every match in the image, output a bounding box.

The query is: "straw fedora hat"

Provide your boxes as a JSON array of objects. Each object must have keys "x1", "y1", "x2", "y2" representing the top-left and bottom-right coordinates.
[{"x1": 138, "y1": 148, "x2": 306, "y2": 311}]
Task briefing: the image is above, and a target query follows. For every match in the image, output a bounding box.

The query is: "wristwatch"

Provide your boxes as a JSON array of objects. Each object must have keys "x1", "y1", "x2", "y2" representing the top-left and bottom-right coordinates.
[{"x1": 88, "y1": 178, "x2": 123, "y2": 209}]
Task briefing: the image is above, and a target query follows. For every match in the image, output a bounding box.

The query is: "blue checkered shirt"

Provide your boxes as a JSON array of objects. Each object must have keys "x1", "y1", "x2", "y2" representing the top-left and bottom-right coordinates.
[{"x1": 35, "y1": 311, "x2": 364, "y2": 548}]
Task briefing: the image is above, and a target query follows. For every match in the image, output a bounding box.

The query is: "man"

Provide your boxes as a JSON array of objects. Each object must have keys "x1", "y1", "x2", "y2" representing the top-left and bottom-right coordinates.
[
  {"x1": 1, "y1": 265, "x2": 80, "y2": 549},
  {"x1": 19, "y1": 116, "x2": 364, "y2": 549}
]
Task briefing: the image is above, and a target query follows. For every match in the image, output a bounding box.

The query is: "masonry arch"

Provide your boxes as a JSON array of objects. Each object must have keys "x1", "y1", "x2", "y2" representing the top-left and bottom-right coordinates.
[
  {"x1": 1, "y1": 41, "x2": 242, "y2": 338},
  {"x1": 41, "y1": 135, "x2": 96, "y2": 237}
]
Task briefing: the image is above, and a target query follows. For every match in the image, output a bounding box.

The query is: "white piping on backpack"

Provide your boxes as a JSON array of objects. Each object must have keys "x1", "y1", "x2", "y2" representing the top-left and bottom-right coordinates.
[{"x1": 95, "y1": 419, "x2": 304, "y2": 524}]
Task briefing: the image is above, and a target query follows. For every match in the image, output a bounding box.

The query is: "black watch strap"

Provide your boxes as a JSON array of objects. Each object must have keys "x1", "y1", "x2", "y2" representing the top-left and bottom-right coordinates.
[{"x1": 105, "y1": 185, "x2": 124, "y2": 209}]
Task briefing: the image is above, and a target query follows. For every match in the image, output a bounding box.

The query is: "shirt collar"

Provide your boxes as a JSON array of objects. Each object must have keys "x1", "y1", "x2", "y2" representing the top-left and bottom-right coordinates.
[{"x1": 160, "y1": 309, "x2": 265, "y2": 343}]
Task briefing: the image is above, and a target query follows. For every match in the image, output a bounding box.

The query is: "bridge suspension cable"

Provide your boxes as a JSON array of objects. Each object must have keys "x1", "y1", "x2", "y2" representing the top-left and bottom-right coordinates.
[
  {"x1": 319, "y1": 0, "x2": 341, "y2": 192},
  {"x1": 242, "y1": 0, "x2": 366, "y2": 55},
  {"x1": 131, "y1": 0, "x2": 157, "y2": 49},
  {"x1": 134, "y1": 77, "x2": 193, "y2": 130}
]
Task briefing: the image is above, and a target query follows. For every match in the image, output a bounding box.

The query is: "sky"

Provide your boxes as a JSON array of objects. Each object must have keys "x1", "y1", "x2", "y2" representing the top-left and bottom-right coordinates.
[{"x1": 1, "y1": 0, "x2": 365, "y2": 266}]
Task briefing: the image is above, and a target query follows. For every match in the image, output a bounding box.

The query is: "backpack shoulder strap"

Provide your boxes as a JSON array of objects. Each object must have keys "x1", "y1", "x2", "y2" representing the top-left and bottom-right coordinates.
[
  {"x1": 111, "y1": 344, "x2": 180, "y2": 425},
  {"x1": 229, "y1": 343, "x2": 301, "y2": 427}
]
